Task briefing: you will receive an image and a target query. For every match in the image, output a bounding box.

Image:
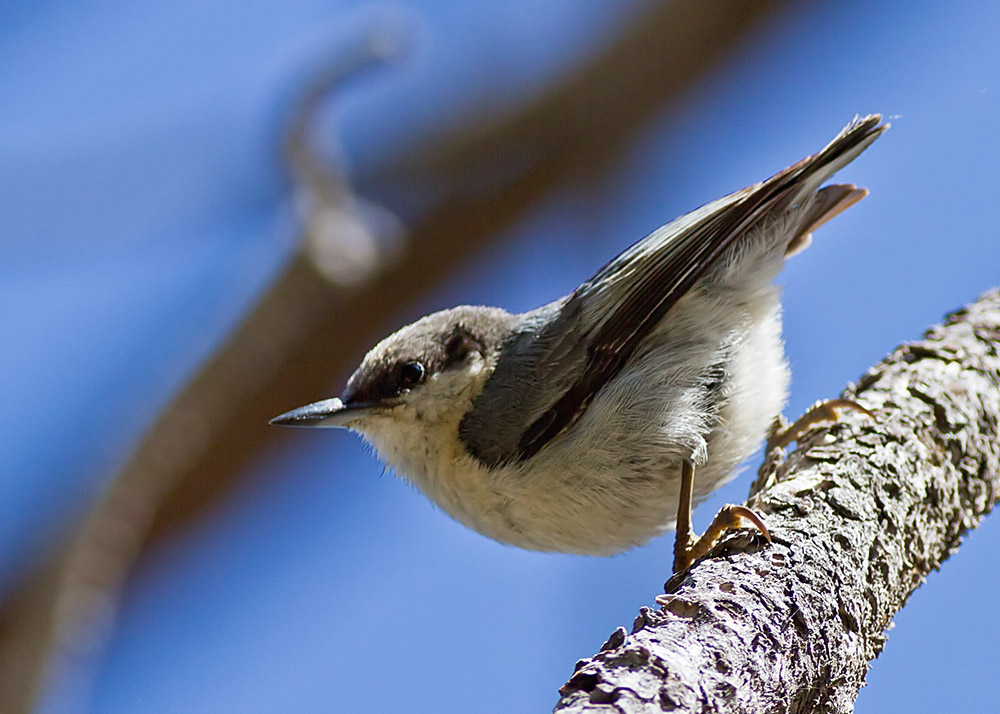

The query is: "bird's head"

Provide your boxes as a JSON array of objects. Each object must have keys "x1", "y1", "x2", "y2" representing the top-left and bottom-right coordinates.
[{"x1": 271, "y1": 306, "x2": 515, "y2": 448}]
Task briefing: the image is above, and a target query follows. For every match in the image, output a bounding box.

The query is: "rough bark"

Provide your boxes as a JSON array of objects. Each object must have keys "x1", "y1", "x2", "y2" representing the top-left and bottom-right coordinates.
[{"x1": 555, "y1": 289, "x2": 1000, "y2": 713}]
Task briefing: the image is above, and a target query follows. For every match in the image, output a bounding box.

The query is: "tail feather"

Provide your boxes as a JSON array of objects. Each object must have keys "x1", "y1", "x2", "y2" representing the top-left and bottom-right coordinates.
[
  {"x1": 782, "y1": 114, "x2": 887, "y2": 208},
  {"x1": 785, "y1": 183, "x2": 869, "y2": 257}
]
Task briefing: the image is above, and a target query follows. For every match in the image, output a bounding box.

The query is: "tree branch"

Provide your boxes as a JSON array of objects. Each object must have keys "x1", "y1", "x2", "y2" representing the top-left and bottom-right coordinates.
[{"x1": 556, "y1": 288, "x2": 1000, "y2": 713}]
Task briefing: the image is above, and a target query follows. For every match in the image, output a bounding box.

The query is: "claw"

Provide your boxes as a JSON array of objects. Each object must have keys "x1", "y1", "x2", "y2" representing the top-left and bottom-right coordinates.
[
  {"x1": 767, "y1": 398, "x2": 874, "y2": 451},
  {"x1": 723, "y1": 506, "x2": 772, "y2": 542}
]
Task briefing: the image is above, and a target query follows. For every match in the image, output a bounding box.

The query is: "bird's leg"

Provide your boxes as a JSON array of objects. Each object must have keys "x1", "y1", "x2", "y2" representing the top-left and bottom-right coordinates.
[
  {"x1": 767, "y1": 398, "x2": 875, "y2": 451},
  {"x1": 672, "y1": 459, "x2": 771, "y2": 572},
  {"x1": 672, "y1": 460, "x2": 697, "y2": 572}
]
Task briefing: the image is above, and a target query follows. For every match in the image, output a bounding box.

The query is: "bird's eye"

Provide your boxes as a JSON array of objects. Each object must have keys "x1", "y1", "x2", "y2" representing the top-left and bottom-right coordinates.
[{"x1": 399, "y1": 361, "x2": 426, "y2": 390}]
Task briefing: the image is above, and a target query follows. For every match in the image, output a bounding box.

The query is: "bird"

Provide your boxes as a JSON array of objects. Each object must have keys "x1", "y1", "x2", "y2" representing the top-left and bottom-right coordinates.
[{"x1": 272, "y1": 114, "x2": 888, "y2": 571}]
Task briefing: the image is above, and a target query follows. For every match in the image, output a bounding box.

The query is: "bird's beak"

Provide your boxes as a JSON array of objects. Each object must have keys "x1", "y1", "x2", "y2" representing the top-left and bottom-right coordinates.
[{"x1": 270, "y1": 397, "x2": 377, "y2": 429}]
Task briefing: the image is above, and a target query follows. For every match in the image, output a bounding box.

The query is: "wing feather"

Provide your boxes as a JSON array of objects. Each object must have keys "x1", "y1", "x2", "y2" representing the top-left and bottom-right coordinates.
[{"x1": 461, "y1": 115, "x2": 888, "y2": 467}]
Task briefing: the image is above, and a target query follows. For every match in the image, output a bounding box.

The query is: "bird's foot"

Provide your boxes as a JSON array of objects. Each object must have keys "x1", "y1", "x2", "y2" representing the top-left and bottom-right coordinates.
[
  {"x1": 672, "y1": 504, "x2": 771, "y2": 572},
  {"x1": 766, "y1": 398, "x2": 874, "y2": 452},
  {"x1": 671, "y1": 459, "x2": 771, "y2": 572}
]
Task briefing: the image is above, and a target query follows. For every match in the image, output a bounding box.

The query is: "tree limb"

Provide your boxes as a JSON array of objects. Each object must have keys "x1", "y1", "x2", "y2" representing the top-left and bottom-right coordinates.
[{"x1": 555, "y1": 288, "x2": 1000, "y2": 713}]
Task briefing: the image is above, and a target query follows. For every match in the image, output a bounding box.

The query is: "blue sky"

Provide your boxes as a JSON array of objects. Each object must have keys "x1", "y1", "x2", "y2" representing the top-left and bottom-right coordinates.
[{"x1": 2, "y1": 2, "x2": 999, "y2": 712}]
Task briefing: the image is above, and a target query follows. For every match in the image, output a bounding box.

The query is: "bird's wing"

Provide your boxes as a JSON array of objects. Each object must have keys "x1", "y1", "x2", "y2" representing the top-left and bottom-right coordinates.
[{"x1": 461, "y1": 115, "x2": 887, "y2": 467}]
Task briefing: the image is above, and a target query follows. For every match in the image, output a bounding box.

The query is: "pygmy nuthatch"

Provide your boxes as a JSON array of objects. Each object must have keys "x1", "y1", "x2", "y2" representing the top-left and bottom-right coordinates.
[{"x1": 273, "y1": 115, "x2": 887, "y2": 571}]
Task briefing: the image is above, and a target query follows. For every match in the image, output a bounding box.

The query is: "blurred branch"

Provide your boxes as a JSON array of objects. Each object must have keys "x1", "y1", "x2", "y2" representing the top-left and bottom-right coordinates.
[
  {"x1": 0, "y1": 2, "x2": 790, "y2": 712},
  {"x1": 556, "y1": 290, "x2": 1000, "y2": 713}
]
